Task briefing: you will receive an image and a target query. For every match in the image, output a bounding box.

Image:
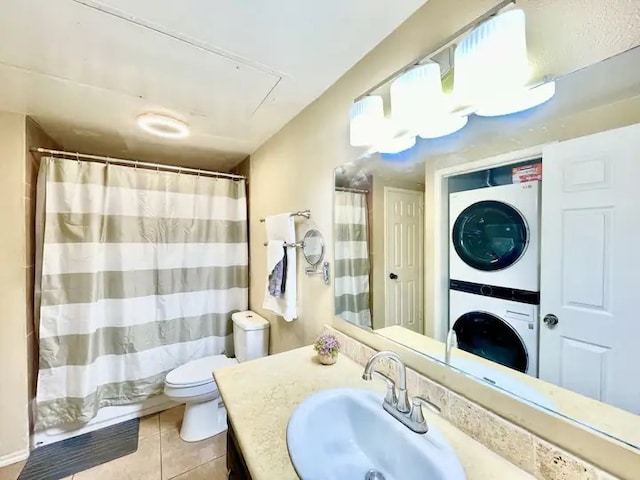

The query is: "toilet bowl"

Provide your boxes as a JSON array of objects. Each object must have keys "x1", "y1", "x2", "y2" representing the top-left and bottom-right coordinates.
[{"x1": 164, "y1": 311, "x2": 270, "y2": 442}]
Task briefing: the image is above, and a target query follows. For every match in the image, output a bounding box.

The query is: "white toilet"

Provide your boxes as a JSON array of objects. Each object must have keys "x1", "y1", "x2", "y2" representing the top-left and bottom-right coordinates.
[{"x1": 164, "y1": 311, "x2": 270, "y2": 442}]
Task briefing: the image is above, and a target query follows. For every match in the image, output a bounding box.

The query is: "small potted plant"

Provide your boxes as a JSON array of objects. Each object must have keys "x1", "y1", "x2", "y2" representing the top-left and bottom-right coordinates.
[{"x1": 314, "y1": 333, "x2": 341, "y2": 365}]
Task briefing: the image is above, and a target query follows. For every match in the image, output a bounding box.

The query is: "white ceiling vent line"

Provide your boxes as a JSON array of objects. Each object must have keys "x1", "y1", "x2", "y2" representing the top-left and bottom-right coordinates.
[{"x1": 71, "y1": 0, "x2": 288, "y2": 80}]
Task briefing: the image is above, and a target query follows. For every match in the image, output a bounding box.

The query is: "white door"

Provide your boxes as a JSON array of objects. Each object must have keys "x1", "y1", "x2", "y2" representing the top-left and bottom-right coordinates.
[
  {"x1": 540, "y1": 123, "x2": 640, "y2": 413},
  {"x1": 385, "y1": 187, "x2": 425, "y2": 333}
]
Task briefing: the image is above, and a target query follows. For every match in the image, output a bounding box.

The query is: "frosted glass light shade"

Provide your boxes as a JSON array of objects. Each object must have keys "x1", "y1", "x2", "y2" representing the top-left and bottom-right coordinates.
[
  {"x1": 349, "y1": 96, "x2": 385, "y2": 146},
  {"x1": 475, "y1": 81, "x2": 556, "y2": 117},
  {"x1": 391, "y1": 63, "x2": 446, "y2": 130},
  {"x1": 391, "y1": 63, "x2": 468, "y2": 139},
  {"x1": 454, "y1": 9, "x2": 530, "y2": 107}
]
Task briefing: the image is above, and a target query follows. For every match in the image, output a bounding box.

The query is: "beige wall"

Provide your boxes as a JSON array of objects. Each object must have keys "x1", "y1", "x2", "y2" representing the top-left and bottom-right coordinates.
[
  {"x1": 249, "y1": 0, "x2": 504, "y2": 353},
  {"x1": 0, "y1": 112, "x2": 29, "y2": 464},
  {"x1": 370, "y1": 176, "x2": 424, "y2": 329}
]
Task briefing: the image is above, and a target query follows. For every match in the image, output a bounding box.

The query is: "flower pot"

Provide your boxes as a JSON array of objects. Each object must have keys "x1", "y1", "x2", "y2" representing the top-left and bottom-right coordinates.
[{"x1": 318, "y1": 353, "x2": 337, "y2": 365}]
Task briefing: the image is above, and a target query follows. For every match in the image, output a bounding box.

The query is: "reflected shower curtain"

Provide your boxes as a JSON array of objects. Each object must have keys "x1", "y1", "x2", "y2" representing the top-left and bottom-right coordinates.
[
  {"x1": 334, "y1": 191, "x2": 372, "y2": 328},
  {"x1": 33, "y1": 157, "x2": 248, "y2": 429}
]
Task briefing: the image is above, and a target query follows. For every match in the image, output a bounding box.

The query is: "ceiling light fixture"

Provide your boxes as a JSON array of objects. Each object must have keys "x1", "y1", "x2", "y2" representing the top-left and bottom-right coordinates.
[
  {"x1": 391, "y1": 63, "x2": 468, "y2": 139},
  {"x1": 349, "y1": 96, "x2": 385, "y2": 147},
  {"x1": 137, "y1": 113, "x2": 190, "y2": 139}
]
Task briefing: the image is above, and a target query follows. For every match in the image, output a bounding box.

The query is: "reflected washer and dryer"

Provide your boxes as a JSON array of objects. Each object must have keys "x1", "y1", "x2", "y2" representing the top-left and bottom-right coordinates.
[
  {"x1": 449, "y1": 181, "x2": 540, "y2": 292},
  {"x1": 449, "y1": 283, "x2": 539, "y2": 377}
]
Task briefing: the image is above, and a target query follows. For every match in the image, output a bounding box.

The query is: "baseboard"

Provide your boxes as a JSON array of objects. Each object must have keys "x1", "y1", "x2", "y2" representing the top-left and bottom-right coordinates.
[{"x1": 0, "y1": 448, "x2": 29, "y2": 468}]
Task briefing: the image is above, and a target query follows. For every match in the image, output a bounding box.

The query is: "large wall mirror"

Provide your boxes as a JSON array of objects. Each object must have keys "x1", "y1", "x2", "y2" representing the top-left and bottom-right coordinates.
[{"x1": 333, "y1": 2, "x2": 640, "y2": 453}]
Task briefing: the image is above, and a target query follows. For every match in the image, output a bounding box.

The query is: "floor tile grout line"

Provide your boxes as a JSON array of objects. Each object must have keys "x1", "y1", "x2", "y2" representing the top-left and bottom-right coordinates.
[{"x1": 165, "y1": 457, "x2": 226, "y2": 480}]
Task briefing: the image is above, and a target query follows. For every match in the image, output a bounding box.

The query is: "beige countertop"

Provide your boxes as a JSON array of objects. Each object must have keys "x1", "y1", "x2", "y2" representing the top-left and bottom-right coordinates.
[
  {"x1": 214, "y1": 346, "x2": 534, "y2": 480},
  {"x1": 377, "y1": 325, "x2": 640, "y2": 449}
]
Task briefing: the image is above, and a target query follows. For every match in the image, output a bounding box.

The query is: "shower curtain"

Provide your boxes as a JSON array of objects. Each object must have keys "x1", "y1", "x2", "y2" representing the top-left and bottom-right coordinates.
[
  {"x1": 33, "y1": 157, "x2": 248, "y2": 430},
  {"x1": 334, "y1": 191, "x2": 372, "y2": 328}
]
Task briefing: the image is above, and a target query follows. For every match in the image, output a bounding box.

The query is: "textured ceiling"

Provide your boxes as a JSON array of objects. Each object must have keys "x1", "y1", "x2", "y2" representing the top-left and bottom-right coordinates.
[{"x1": 0, "y1": 0, "x2": 427, "y2": 170}]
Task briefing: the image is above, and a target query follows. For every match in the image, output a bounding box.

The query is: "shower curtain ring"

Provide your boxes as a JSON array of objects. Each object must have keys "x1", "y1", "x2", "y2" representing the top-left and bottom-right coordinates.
[{"x1": 76, "y1": 152, "x2": 80, "y2": 166}]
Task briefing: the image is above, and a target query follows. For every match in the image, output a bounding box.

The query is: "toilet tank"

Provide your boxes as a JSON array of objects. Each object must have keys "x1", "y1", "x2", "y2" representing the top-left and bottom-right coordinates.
[{"x1": 231, "y1": 311, "x2": 270, "y2": 363}]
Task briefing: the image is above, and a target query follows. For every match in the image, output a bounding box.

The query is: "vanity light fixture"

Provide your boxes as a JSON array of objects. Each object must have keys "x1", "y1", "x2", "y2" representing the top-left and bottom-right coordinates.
[
  {"x1": 391, "y1": 63, "x2": 468, "y2": 140},
  {"x1": 454, "y1": 9, "x2": 530, "y2": 107},
  {"x1": 349, "y1": 96, "x2": 385, "y2": 147},
  {"x1": 137, "y1": 113, "x2": 190, "y2": 139},
  {"x1": 454, "y1": 9, "x2": 554, "y2": 115}
]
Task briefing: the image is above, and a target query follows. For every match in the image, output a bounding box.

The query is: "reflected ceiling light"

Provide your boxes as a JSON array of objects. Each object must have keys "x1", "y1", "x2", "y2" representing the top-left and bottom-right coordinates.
[
  {"x1": 418, "y1": 115, "x2": 469, "y2": 139},
  {"x1": 475, "y1": 81, "x2": 556, "y2": 117},
  {"x1": 137, "y1": 114, "x2": 189, "y2": 139},
  {"x1": 349, "y1": 96, "x2": 385, "y2": 146},
  {"x1": 375, "y1": 132, "x2": 416, "y2": 154},
  {"x1": 454, "y1": 9, "x2": 532, "y2": 108},
  {"x1": 391, "y1": 63, "x2": 468, "y2": 139}
]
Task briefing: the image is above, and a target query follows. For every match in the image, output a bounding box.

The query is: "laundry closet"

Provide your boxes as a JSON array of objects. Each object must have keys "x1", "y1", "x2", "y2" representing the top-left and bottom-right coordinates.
[{"x1": 447, "y1": 123, "x2": 640, "y2": 413}]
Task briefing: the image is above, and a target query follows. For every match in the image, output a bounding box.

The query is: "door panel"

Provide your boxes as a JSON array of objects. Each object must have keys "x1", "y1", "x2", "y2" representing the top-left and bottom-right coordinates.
[
  {"x1": 559, "y1": 337, "x2": 609, "y2": 401},
  {"x1": 540, "y1": 122, "x2": 640, "y2": 413},
  {"x1": 385, "y1": 188, "x2": 424, "y2": 333},
  {"x1": 561, "y1": 209, "x2": 610, "y2": 309}
]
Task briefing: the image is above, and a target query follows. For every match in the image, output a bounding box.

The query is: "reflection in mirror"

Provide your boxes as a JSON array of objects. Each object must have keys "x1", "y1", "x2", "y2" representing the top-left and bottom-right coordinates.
[
  {"x1": 334, "y1": 44, "x2": 640, "y2": 451},
  {"x1": 302, "y1": 229, "x2": 325, "y2": 267},
  {"x1": 334, "y1": 166, "x2": 425, "y2": 330}
]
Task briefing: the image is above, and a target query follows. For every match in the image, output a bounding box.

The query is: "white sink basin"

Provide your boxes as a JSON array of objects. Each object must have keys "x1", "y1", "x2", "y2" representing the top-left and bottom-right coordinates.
[{"x1": 287, "y1": 388, "x2": 466, "y2": 480}]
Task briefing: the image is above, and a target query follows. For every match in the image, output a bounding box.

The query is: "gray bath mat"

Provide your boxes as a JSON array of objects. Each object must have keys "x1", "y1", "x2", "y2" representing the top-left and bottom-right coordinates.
[{"x1": 19, "y1": 419, "x2": 139, "y2": 480}]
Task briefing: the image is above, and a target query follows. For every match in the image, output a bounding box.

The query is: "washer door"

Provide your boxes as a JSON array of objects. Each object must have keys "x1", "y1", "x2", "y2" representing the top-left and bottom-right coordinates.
[
  {"x1": 452, "y1": 200, "x2": 528, "y2": 271},
  {"x1": 452, "y1": 311, "x2": 528, "y2": 373}
]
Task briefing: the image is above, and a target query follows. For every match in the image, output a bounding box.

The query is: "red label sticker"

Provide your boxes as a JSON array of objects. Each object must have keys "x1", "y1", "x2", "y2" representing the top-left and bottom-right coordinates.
[{"x1": 513, "y1": 163, "x2": 542, "y2": 183}]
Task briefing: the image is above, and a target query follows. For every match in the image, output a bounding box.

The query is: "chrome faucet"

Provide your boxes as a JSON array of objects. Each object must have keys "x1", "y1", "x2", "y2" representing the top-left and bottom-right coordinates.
[
  {"x1": 362, "y1": 351, "x2": 410, "y2": 412},
  {"x1": 362, "y1": 351, "x2": 440, "y2": 434},
  {"x1": 445, "y1": 328, "x2": 458, "y2": 365}
]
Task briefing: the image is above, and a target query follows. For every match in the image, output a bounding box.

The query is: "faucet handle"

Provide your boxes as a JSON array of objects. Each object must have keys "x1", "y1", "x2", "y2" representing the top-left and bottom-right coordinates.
[
  {"x1": 371, "y1": 371, "x2": 397, "y2": 406},
  {"x1": 409, "y1": 396, "x2": 442, "y2": 429}
]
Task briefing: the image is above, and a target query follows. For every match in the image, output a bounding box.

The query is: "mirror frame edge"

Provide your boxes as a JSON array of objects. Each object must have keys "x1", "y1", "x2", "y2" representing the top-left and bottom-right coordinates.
[{"x1": 330, "y1": 316, "x2": 640, "y2": 477}]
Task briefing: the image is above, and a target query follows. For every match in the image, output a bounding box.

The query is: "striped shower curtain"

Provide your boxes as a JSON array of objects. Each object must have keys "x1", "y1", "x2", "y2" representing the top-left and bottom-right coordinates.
[
  {"x1": 34, "y1": 157, "x2": 248, "y2": 429},
  {"x1": 334, "y1": 191, "x2": 372, "y2": 328}
]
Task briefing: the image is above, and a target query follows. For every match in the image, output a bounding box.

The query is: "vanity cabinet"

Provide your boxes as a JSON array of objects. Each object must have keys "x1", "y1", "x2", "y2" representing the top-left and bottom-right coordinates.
[{"x1": 227, "y1": 420, "x2": 253, "y2": 480}]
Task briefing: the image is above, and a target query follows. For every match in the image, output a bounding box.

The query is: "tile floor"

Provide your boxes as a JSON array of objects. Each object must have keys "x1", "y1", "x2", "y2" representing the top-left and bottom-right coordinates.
[{"x1": 0, "y1": 405, "x2": 228, "y2": 480}]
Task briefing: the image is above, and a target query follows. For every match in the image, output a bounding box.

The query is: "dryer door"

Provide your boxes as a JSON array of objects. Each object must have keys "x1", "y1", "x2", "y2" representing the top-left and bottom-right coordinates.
[
  {"x1": 452, "y1": 311, "x2": 528, "y2": 373},
  {"x1": 452, "y1": 200, "x2": 528, "y2": 271}
]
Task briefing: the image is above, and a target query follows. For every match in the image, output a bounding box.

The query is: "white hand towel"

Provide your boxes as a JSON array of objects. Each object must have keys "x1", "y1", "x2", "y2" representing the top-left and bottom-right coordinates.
[{"x1": 262, "y1": 213, "x2": 297, "y2": 321}]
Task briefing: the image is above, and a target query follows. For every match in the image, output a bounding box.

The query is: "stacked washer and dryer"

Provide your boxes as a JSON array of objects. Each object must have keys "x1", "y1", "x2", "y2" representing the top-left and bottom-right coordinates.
[{"x1": 448, "y1": 180, "x2": 541, "y2": 377}]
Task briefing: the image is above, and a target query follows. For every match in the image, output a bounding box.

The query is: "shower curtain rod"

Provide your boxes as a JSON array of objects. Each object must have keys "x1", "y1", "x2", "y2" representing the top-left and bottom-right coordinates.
[
  {"x1": 335, "y1": 187, "x2": 369, "y2": 194},
  {"x1": 33, "y1": 148, "x2": 246, "y2": 180}
]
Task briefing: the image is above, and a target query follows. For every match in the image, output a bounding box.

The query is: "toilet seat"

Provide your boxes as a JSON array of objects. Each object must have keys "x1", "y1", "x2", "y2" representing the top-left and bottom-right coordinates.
[{"x1": 165, "y1": 354, "x2": 238, "y2": 388}]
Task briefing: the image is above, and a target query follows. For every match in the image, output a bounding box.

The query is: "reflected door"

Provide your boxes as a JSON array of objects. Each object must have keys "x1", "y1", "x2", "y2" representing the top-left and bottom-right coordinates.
[
  {"x1": 540, "y1": 123, "x2": 640, "y2": 414},
  {"x1": 384, "y1": 187, "x2": 424, "y2": 333}
]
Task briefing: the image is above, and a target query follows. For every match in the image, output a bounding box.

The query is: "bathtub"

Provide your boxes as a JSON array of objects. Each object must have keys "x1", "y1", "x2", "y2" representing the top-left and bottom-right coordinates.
[{"x1": 31, "y1": 394, "x2": 179, "y2": 448}]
